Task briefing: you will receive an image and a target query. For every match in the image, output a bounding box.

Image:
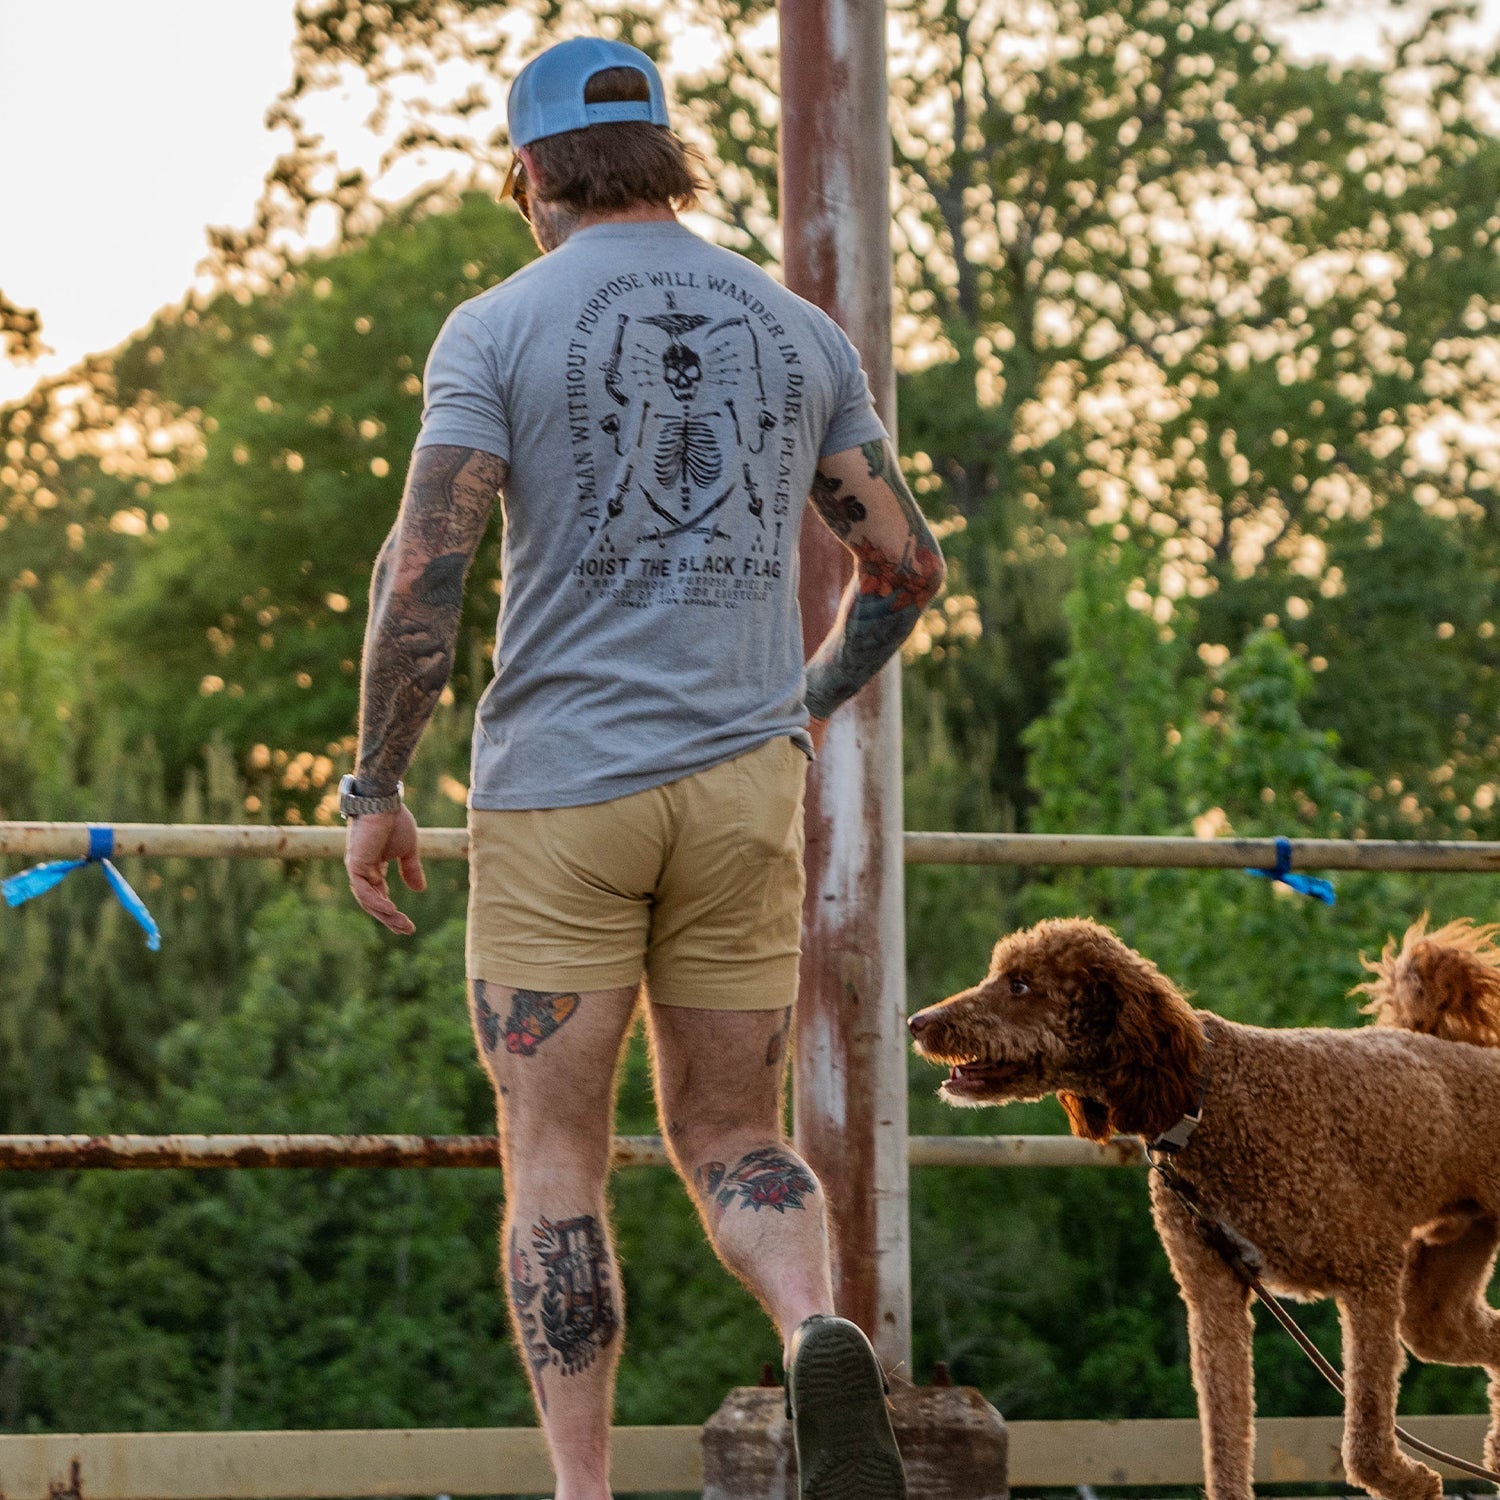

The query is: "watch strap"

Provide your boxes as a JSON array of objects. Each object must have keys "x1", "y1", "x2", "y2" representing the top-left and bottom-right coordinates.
[{"x1": 339, "y1": 774, "x2": 404, "y2": 818}]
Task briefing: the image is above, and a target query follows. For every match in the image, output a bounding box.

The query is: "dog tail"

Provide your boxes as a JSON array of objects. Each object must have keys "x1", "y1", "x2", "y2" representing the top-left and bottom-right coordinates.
[{"x1": 1356, "y1": 914, "x2": 1500, "y2": 1048}]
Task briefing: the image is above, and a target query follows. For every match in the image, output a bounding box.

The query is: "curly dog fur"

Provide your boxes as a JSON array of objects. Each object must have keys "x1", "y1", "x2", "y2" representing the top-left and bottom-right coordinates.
[{"x1": 908, "y1": 916, "x2": 1500, "y2": 1500}]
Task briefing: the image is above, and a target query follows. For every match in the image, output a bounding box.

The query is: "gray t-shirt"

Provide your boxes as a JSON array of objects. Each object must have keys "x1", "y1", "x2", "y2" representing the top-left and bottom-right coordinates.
[{"x1": 415, "y1": 220, "x2": 887, "y2": 810}]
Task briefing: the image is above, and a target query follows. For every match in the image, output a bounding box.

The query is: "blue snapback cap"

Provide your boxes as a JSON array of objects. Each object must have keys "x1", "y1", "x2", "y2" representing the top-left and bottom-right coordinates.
[{"x1": 508, "y1": 38, "x2": 670, "y2": 148}]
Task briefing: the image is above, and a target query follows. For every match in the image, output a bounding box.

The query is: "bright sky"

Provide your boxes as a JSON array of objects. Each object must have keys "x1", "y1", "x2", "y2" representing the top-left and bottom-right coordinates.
[
  {"x1": 3, "y1": 0, "x2": 1498, "y2": 410},
  {"x1": 0, "y1": 0, "x2": 298, "y2": 405}
]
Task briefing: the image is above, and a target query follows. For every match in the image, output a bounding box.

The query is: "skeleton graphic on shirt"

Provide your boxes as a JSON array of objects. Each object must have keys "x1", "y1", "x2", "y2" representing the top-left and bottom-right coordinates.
[{"x1": 594, "y1": 292, "x2": 777, "y2": 547}]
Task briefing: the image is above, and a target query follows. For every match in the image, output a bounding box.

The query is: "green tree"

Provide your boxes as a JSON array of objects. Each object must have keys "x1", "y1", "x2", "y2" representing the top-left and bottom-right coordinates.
[
  {"x1": 0, "y1": 291, "x2": 45, "y2": 364},
  {"x1": 104, "y1": 194, "x2": 536, "y2": 786}
]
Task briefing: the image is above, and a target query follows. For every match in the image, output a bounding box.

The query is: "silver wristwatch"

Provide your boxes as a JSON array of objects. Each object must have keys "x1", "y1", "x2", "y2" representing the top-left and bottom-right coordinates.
[{"x1": 338, "y1": 773, "x2": 404, "y2": 819}]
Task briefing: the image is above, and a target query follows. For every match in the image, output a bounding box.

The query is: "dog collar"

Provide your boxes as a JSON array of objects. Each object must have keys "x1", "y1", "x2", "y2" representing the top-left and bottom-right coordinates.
[{"x1": 1149, "y1": 1040, "x2": 1211, "y2": 1158}]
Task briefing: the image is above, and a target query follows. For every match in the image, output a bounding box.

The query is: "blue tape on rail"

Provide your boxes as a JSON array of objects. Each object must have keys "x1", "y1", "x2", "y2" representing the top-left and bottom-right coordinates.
[
  {"x1": 2, "y1": 825, "x2": 162, "y2": 949},
  {"x1": 1245, "y1": 836, "x2": 1336, "y2": 906}
]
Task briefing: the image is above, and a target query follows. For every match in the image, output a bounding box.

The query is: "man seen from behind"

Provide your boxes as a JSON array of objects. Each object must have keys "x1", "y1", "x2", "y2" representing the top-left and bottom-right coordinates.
[{"x1": 342, "y1": 37, "x2": 945, "y2": 1500}]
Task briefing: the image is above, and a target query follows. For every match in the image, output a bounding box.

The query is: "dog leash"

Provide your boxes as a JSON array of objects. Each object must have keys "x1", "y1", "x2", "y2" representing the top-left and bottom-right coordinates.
[{"x1": 1148, "y1": 1151, "x2": 1500, "y2": 1485}]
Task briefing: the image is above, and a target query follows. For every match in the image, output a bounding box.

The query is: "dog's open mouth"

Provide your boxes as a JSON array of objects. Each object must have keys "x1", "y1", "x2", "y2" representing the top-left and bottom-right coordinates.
[{"x1": 941, "y1": 1059, "x2": 1033, "y2": 1098}]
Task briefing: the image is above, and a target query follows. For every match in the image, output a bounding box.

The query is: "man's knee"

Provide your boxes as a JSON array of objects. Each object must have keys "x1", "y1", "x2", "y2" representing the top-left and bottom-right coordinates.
[{"x1": 684, "y1": 1139, "x2": 822, "y2": 1222}]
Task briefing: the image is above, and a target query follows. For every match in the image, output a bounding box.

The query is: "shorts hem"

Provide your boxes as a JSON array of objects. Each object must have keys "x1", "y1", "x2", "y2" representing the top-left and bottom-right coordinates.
[
  {"x1": 466, "y1": 956, "x2": 645, "y2": 994},
  {"x1": 646, "y1": 959, "x2": 801, "y2": 1012}
]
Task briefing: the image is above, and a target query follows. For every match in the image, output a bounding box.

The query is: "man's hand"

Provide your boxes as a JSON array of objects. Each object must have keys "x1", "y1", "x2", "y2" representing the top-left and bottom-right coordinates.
[
  {"x1": 345, "y1": 807, "x2": 425, "y2": 935},
  {"x1": 808, "y1": 717, "x2": 829, "y2": 755}
]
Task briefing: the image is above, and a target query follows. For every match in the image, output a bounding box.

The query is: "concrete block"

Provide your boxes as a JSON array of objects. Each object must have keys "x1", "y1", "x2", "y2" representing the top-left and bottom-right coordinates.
[{"x1": 701, "y1": 1384, "x2": 1007, "y2": 1500}]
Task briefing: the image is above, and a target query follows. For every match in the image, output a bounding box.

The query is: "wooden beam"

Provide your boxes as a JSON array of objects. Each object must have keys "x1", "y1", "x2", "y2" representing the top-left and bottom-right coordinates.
[
  {"x1": 0, "y1": 1425, "x2": 701, "y2": 1498},
  {"x1": 1005, "y1": 1415, "x2": 1492, "y2": 1487},
  {"x1": 1, "y1": 1416, "x2": 1490, "y2": 1496}
]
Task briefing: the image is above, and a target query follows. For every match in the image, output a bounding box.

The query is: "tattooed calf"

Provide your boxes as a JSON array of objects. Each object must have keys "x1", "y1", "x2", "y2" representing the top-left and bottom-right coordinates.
[
  {"x1": 508, "y1": 1229, "x2": 553, "y2": 1410},
  {"x1": 534, "y1": 1215, "x2": 618, "y2": 1376},
  {"x1": 700, "y1": 1146, "x2": 817, "y2": 1219}
]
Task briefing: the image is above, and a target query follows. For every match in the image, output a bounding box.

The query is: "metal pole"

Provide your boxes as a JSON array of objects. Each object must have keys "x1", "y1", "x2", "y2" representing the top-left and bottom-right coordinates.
[
  {"x1": 0, "y1": 1133, "x2": 1144, "y2": 1171},
  {"x1": 10, "y1": 822, "x2": 1500, "y2": 872},
  {"x1": 778, "y1": 0, "x2": 911, "y2": 1372}
]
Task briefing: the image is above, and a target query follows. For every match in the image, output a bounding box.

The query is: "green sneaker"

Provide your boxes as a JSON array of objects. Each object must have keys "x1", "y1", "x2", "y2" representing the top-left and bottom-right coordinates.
[{"x1": 786, "y1": 1315, "x2": 907, "y2": 1499}]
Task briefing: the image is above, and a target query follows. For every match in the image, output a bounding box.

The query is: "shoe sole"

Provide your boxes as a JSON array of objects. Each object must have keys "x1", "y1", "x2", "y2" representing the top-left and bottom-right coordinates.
[{"x1": 789, "y1": 1319, "x2": 906, "y2": 1500}]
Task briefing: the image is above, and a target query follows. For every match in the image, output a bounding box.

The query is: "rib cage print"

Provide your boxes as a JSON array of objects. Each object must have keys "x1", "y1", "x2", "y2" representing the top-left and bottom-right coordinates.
[{"x1": 565, "y1": 269, "x2": 807, "y2": 612}]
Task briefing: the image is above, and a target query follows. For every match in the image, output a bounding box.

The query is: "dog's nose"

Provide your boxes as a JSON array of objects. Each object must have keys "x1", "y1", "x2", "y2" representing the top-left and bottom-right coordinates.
[{"x1": 907, "y1": 1009, "x2": 935, "y2": 1038}]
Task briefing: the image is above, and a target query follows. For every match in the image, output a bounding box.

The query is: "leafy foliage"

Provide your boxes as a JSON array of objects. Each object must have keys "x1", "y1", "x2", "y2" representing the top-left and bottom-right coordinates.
[{"x1": 3, "y1": 0, "x2": 1499, "y2": 1447}]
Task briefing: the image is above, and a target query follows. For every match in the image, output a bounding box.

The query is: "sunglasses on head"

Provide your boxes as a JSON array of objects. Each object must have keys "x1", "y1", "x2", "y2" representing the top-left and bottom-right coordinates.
[{"x1": 501, "y1": 155, "x2": 531, "y2": 221}]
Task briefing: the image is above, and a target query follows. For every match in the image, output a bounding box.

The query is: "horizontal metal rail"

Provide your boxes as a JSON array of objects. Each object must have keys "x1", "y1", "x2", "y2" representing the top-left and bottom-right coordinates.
[
  {"x1": 0, "y1": 1415, "x2": 1490, "y2": 1497},
  {"x1": 0, "y1": 1133, "x2": 1146, "y2": 1170},
  {"x1": 7, "y1": 821, "x2": 1500, "y2": 871}
]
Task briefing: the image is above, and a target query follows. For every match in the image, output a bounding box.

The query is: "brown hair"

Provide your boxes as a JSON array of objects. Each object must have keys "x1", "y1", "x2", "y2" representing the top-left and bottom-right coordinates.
[{"x1": 525, "y1": 65, "x2": 703, "y2": 213}]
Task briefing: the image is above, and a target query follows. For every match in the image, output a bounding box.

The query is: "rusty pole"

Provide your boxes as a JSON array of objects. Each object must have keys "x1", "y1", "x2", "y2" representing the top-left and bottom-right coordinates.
[{"x1": 778, "y1": 0, "x2": 911, "y2": 1372}]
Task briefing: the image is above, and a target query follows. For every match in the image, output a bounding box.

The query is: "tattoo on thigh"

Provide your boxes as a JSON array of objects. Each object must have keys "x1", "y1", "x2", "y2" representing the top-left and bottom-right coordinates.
[
  {"x1": 533, "y1": 1215, "x2": 618, "y2": 1376},
  {"x1": 504, "y1": 989, "x2": 581, "y2": 1055},
  {"x1": 508, "y1": 1230, "x2": 553, "y2": 1409},
  {"x1": 765, "y1": 1007, "x2": 792, "y2": 1068},
  {"x1": 711, "y1": 1147, "x2": 817, "y2": 1216},
  {"x1": 473, "y1": 980, "x2": 502, "y2": 1053}
]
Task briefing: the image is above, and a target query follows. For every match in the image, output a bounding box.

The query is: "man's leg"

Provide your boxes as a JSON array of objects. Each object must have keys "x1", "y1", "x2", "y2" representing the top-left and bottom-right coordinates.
[
  {"x1": 649, "y1": 1000, "x2": 906, "y2": 1498},
  {"x1": 648, "y1": 1002, "x2": 834, "y2": 1340},
  {"x1": 644, "y1": 739, "x2": 905, "y2": 1496},
  {"x1": 472, "y1": 977, "x2": 640, "y2": 1500}
]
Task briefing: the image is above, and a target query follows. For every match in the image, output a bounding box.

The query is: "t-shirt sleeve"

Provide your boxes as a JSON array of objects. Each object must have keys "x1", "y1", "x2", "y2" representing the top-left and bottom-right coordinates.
[
  {"x1": 818, "y1": 319, "x2": 890, "y2": 458},
  {"x1": 414, "y1": 308, "x2": 511, "y2": 461}
]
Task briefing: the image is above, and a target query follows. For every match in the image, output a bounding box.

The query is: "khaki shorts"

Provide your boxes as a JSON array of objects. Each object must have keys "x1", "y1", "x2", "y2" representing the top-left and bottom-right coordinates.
[{"x1": 466, "y1": 736, "x2": 807, "y2": 1010}]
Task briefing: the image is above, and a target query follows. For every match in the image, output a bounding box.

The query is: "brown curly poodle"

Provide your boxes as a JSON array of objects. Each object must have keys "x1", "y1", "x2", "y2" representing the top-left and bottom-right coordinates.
[{"x1": 907, "y1": 915, "x2": 1500, "y2": 1500}]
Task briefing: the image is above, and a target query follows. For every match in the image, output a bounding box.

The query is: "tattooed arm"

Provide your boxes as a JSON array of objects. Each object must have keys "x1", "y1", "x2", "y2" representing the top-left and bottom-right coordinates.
[
  {"x1": 356, "y1": 444, "x2": 505, "y2": 791},
  {"x1": 345, "y1": 444, "x2": 505, "y2": 934},
  {"x1": 803, "y1": 438, "x2": 945, "y2": 722}
]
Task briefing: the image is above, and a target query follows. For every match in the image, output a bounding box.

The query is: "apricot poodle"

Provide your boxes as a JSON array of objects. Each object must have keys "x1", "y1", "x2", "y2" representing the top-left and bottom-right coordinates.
[{"x1": 908, "y1": 915, "x2": 1500, "y2": 1500}]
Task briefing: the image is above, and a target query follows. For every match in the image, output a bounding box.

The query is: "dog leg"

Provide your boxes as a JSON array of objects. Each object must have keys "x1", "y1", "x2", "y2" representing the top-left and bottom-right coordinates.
[
  {"x1": 1338, "y1": 1287, "x2": 1442, "y2": 1500},
  {"x1": 1398, "y1": 1216, "x2": 1500, "y2": 1471},
  {"x1": 1153, "y1": 1185, "x2": 1255, "y2": 1500}
]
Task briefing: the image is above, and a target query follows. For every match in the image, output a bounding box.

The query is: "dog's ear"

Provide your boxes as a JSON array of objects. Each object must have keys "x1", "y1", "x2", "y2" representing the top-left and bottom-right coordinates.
[
  {"x1": 1058, "y1": 1090, "x2": 1113, "y2": 1143},
  {"x1": 1097, "y1": 944, "x2": 1205, "y2": 1141}
]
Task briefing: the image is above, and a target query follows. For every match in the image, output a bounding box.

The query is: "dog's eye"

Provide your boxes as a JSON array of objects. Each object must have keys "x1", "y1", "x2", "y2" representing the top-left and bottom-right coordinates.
[{"x1": 1009, "y1": 976, "x2": 1029, "y2": 996}]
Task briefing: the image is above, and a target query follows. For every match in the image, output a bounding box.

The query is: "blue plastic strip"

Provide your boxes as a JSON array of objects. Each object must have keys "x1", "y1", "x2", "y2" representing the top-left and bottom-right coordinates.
[
  {"x1": 1, "y1": 825, "x2": 162, "y2": 949},
  {"x1": 2, "y1": 859, "x2": 86, "y2": 907},
  {"x1": 1245, "y1": 836, "x2": 1336, "y2": 906},
  {"x1": 98, "y1": 858, "x2": 162, "y2": 951}
]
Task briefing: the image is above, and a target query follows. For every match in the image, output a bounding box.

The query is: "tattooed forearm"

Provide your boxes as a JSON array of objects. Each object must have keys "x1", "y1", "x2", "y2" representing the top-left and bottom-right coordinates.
[
  {"x1": 354, "y1": 444, "x2": 504, "y2": 794},
  {"x1": 696, "y1": 1145, "x2": 818, "y2": 1224},
  {"x1": 805, "y1": 438, "x2": 944, "y2": 721}
]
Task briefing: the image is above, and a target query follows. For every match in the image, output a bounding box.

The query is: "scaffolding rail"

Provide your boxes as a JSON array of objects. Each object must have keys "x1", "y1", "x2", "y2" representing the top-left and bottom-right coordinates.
[
  {"x1": 0, "y1": 1131, "x2": 1146, "y2": 1171},
  {"x1": 3, "y1": 819, "x2": 1494, "y2": 1497},
  {"x1": 8, "y1": 820, "x2": 1500, "y2": 870}
]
